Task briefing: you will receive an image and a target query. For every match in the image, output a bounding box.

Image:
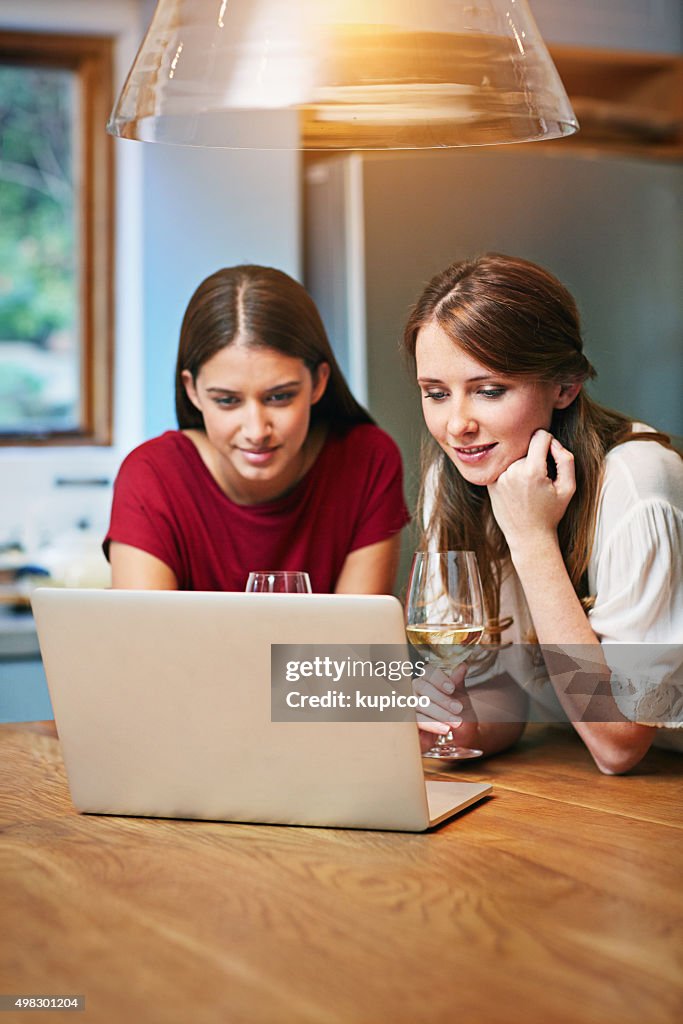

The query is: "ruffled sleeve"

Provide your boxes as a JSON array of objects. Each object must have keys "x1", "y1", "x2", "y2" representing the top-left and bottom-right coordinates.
[{"x1": 588, "y1": 498, "x2": 683, "y2": 728}]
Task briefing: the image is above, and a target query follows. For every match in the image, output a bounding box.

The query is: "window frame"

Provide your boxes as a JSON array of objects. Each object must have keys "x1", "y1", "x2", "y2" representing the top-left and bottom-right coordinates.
[{"x1": 0, "y1": 29, "x2": 114, "y2": 446}]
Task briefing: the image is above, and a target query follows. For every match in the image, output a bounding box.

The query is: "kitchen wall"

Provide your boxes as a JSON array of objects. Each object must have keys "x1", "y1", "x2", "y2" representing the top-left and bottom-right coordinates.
[{"x1": 532, "y1": 0, "x2": 682, "y2": 52}]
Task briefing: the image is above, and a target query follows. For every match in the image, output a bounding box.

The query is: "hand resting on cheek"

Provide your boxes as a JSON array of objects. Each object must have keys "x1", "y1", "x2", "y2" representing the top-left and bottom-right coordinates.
[{"x1": 487, "y1": 429, "x2": 577, "y2": 555}]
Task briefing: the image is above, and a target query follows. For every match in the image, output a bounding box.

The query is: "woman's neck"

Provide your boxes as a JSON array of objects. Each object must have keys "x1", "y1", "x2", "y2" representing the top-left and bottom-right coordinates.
[{"x1": 182, "y1": 424, "x2": 327, "y2": 506}]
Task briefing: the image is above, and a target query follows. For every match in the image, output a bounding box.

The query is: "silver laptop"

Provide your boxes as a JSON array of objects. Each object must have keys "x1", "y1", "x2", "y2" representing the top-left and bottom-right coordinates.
[{"x1": 31, "y1": 588, "x2": 491, "y2": 832}]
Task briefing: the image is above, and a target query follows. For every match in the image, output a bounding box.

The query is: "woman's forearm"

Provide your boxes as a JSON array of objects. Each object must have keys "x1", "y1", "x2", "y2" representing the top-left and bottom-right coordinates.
[
  {"x1": 510, "y1": 534, "x2": 654, "y2": 772},
  {"x1": 451, "y1": 718, "x2": 527, "y2": 757},
  {"x1": 418, "y1": 671, "x2": 529, "y2": 757},
  {"x1": 109, "y1": 542, "x2": 179, "y2": 590},
  {"x1": 510, "y1": 534, "x2": 598, "y2": 646},
  {"x1": 334, "y1": 534, "x2": 402, "y2": 595}
]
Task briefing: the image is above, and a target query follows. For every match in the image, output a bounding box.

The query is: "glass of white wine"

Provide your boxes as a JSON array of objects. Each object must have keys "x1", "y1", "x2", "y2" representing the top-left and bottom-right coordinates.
[
  {"x1": 245, "y1": 571, "x2": 312, "y2": 594},
  {"x1": 405, "y1": 551, "x2": 485, "y2": 760}
]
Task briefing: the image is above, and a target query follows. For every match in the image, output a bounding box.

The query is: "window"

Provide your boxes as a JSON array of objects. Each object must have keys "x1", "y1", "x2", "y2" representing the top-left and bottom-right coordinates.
[{"x1": 0, "y1": 31, "x2": 114, "y2": 445}]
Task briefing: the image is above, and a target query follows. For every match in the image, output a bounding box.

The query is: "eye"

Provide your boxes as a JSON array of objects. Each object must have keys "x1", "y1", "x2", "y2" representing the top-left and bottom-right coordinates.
[
  {"x1": 423, "y1": 389, "x2": 448, "y2": 402},
  {"x1": 478, "y1": 387, "x2": 506, "y2": 399},
  {"x1": 214, "y1": 395, "x2": 240, "y2": 407},
  {"x1": 266, "y1": 391, "x2": 296, "y2": 404}
]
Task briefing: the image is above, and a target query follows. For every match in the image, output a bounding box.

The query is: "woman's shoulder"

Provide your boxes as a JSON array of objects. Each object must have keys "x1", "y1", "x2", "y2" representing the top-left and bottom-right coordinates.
[
  {"x1": 602, "y1": 426, "x2": 683, "y2": 509},
  {"x1": 591, "y1": 428, "x2": 683, "y2": 568},
  {"x1": 115, "y1": 431, "x2": 199, "y2": 485},
  {"x1": 119, "y1": 430, "x2": 191, "y2": 464},
  {"x1": 326, "y1": 422, "x2": 403, "y2": 464},
  {"x1": 335, "y1": 421, "x2": 400, "y2": 447}
]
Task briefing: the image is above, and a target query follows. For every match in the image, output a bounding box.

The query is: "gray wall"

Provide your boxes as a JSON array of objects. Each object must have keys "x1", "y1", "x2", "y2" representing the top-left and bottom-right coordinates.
[
  {"x1": 531, "y1": 0, "x2": 682, "y2": 53},
  {"x1": 142, "y1": 130, "x2": 302, "y2": 438},
  {"x1": 360, "y1": 148, "x2": 683, "y2": 441}
]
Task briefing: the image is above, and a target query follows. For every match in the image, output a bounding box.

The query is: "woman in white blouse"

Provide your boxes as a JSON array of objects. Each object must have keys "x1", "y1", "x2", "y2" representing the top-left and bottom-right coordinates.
[{"x1": 403, "y1": 253, "x2": 683, "y2": 773}]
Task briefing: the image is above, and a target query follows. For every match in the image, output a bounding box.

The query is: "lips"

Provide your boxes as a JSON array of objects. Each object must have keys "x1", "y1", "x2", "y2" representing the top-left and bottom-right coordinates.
[
  {"x1": 451, "y1": 442, "x2": 497, "y2": 463},
  {"x1": 238, "y1": 446, "x2": 280, "y2": 466}
]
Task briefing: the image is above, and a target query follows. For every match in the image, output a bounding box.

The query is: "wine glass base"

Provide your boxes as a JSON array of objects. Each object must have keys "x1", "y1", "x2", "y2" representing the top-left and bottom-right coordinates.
[{"x1": 423, "y1": 746, "x2": 484, "y2": 761}]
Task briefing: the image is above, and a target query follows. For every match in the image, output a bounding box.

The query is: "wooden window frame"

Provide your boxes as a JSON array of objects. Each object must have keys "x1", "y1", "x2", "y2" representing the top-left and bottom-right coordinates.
[{"x1": 0, "y1": 30, "x2": 114, "y2": 446}]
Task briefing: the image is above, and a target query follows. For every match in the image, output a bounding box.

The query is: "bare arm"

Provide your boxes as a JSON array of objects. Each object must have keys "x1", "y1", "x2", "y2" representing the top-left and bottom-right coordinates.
[
  {"x1": 111, "y1": 532, "x2": 401, "y2": 596},
  {"x1": 488, "y1": 430, "x2": 654, "y2": 774},
  {"x1": 109, "y1": 542, "x2": 179, "y2": 590},
  {"x1": 509, "y1": 536, "x2": 654, "y2": 773},
  {"x1": 334, "y1": 533, "x2": 402, "y2": 595}
]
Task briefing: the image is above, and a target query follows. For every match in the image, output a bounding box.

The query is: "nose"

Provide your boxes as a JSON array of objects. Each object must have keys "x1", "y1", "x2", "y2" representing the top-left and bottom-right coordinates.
[
  {"x1": 446, "y1": 398, "x2": 478, "y2": 442},
  {"x1": 242, "y1": 401, "x2": 272, "y2": 445}
]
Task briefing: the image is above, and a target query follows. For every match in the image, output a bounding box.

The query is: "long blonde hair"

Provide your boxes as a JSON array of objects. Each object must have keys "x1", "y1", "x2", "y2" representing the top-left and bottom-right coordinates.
[{"x1": 403, "y1": 254, "x2": 674, "y2": 620}]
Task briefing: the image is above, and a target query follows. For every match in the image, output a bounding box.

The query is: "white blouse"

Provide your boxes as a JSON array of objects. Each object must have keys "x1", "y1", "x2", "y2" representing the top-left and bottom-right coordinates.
[{"x1": 425, "y1": 429, "x2": 683, "y2": 750}]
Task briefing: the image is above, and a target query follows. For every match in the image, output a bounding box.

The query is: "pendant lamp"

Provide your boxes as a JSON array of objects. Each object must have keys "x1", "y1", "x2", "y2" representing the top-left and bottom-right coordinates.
[{"x1": 107, "y1": 0, "x2": 578, "y2": 149}]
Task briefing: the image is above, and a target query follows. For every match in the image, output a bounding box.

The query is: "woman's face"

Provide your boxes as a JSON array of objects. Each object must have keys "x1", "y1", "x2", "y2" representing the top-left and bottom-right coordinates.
[
  {"x1": 415, "y1": 320, "x2": 574, "y2": 487},
  {"x1": 182, "y1": 343, "x2": 329, "y2": 501}
]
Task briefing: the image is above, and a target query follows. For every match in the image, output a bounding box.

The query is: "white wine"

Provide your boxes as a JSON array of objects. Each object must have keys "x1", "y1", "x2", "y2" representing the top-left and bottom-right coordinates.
[{"x1": 406, "y1": 624, "x2": 484, "y2": 666}]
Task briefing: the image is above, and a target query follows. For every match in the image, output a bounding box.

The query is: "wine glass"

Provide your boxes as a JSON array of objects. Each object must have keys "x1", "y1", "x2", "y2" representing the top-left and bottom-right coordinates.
[
  {"x1": 405, "y1": 551, "x2": 486, "y2": 760},
  {"x1": 245, "y1": 571, "x2": 312, "y2": 594}
]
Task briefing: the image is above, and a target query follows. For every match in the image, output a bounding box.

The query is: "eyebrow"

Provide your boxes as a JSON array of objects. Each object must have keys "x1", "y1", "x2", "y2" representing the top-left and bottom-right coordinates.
[
  {"x1": 417, "y1": 374, "x2": 497, "y2": 385},
  {"x1": 206, "y1": 379, "x2": 303, "y2": 395}
]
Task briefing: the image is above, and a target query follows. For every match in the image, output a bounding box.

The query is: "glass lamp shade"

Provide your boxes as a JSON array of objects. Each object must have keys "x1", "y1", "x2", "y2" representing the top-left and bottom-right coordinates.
[{"x1": 107, "y1": 0, "x2": 579, "y2": 150}]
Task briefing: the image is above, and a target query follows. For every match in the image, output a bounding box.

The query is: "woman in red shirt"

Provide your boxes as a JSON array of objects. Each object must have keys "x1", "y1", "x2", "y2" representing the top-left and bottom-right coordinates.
[{"x1": 105, "y1": 265, "x2": 409, "y2": 594}]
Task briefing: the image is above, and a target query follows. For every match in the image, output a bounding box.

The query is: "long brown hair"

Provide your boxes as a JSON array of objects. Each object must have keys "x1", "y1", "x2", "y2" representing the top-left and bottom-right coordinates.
[
  {"x1": 175, "y1": 265, "x2": 372, "y2": 431},
  {"x1": 403, "y1": 253, "x2": 673, "y2": 619}
]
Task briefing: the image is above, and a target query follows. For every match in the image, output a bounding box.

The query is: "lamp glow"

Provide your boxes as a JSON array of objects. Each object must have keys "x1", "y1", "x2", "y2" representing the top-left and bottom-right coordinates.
[{"x1": 107, "y1": 0, "x2": 578, "y2": 150}]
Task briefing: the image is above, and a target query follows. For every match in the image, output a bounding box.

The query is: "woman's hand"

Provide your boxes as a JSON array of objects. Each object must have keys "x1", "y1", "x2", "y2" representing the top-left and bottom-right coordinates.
[
  {"x1": 413, "y1": 664, "x2": 478, "y2": 753},
  {"x1": 487, "y1": 430, "x2": 576, "y2": 555}
]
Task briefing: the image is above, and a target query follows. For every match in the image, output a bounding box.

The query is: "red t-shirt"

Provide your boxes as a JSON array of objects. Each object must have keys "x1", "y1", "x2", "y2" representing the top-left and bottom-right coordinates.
[{"x1": 104, "y1": 425, "x2": 410, "y2": 593}]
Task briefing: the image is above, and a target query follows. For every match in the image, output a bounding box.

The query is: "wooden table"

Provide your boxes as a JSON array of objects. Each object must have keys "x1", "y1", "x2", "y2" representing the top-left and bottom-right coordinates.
[{"x1": 1, "y1": 722, "x2": 681, "y2": 1024}]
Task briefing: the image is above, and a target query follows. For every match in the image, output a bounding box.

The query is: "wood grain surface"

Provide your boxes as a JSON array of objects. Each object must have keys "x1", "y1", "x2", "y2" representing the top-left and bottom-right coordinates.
[{"x1": 1, "y1": 721, "x2": 681, "y2": 1024}]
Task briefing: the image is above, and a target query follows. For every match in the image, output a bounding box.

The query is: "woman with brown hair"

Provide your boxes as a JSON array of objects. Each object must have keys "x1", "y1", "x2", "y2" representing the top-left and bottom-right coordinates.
[
  {"x1": 404, "y1": 253, "x2": 683, "y2": 772},
  {"x1": 105, "y1": 265, "x2": 409, "y2": 594}
]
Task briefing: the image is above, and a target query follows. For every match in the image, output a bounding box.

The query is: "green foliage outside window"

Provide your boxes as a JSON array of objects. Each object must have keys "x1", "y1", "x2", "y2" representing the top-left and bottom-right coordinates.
[{"x1": 0, "y1": 63, "x2": 79, "y2": 433}]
